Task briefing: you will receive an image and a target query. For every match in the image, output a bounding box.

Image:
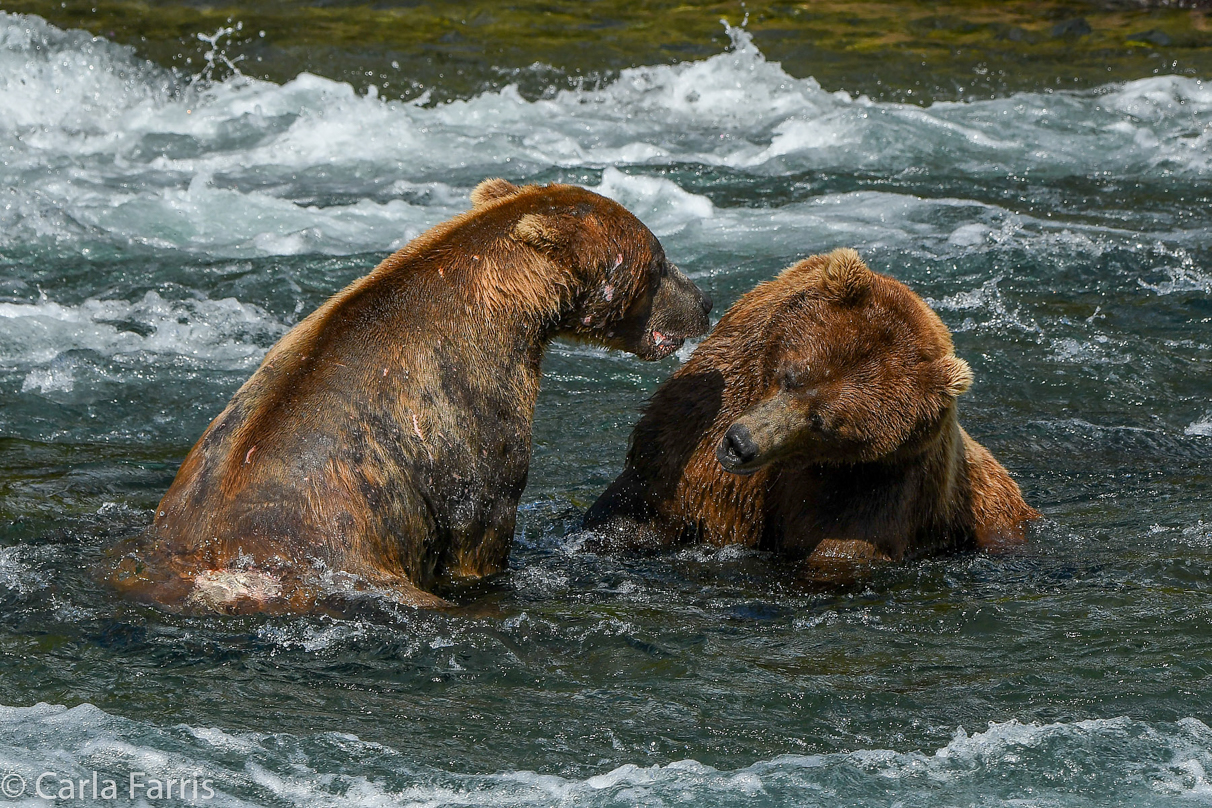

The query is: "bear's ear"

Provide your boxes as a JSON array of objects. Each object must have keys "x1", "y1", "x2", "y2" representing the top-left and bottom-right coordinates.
[
  {"x1": 935, "y1": 354, "x2": 973, "y2": 397},
  {"x1": 512, "y1": 213, "x2": 575, "y2": 252},
  {"x1": 471, "y1": 178, "x2": 522, "y2": 207},
  {"x1": 818, "y1": 248, "x2": 872, "y2": 303}
]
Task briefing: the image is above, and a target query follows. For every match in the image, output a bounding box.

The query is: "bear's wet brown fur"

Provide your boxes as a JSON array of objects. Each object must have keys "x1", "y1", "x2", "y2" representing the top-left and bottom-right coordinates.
[
  {"x1": 110, "y1": 180, "x2": 712, "y2": 612},
  {"x1": 584, "y1": 248, "x2": 1039, "y2": 576}
]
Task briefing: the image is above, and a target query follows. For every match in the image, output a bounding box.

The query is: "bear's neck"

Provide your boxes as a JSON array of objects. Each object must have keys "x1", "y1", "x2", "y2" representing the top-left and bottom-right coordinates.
[
  {"x1": 377, "y1": 255, "x2": 587, "y2": 408},
  {"x1": 289, "y1": 244, "x2": 593, "y2": 369}
]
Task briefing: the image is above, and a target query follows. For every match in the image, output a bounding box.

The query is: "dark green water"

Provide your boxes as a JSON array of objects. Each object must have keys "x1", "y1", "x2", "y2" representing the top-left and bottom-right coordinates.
[{"x1": 0, "y1": 11, "x2": 1210, "y2": 806}]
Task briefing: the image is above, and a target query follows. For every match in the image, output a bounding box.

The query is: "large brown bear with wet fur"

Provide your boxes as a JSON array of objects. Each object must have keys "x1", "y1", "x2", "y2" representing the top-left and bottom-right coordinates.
[
  {"x1": 110, "y1": 179, "x2": 712, "y2": 611},
  {"x1": 585, "y1": 248, "x2": 1037, "y2": 574}
]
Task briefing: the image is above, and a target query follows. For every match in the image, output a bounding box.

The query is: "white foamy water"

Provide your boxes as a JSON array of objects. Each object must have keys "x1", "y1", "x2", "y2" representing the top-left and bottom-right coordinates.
[
  {"x1": 1, "y1": 12, "x2": 1210, "y2": 259},
  {"x1": 0, "y1": 703, "x2": 1209, "y2": 806},
  {"x1": 1188, "y1": 416, "x2": 1212, "y2": 437},
  {"x1": 0, "y1": 291, "x2": 285, "y2": 373}
]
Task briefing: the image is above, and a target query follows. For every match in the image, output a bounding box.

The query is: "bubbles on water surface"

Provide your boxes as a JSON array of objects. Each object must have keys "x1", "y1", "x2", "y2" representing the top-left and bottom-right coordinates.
[
  {"x1": 1187, "y1": 417, "x2": 1212, "y2": 438},
  {"x1": 928, "y1": 275, "x2": 1043, "y2": 336},
  {"x1": 1138, "y1": 250, "x2": 1212, "y2": 295}
]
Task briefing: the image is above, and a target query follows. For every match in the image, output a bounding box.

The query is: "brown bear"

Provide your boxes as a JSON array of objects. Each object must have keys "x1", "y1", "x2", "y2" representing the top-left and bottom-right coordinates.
[
  {"x1": 109, "y1": 179, "x2": 713, "y2": 612},
  {"x1": 584, "y1": 248, "x2": 1038, "y2": 575}
]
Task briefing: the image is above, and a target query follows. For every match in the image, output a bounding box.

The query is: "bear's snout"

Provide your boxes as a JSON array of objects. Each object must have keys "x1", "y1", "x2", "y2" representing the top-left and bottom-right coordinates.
[
  {"x1": 655, "y1": 266, "x2": 712, "y2": 333},
  {"x1": 717, "y1": 423, "x2": 760, "y2": 474}
]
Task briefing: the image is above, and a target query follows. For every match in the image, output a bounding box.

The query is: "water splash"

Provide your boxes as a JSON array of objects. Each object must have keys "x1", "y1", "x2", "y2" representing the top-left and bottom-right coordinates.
[{"x1": 194, "y1": 23, "x2": 246, "y2": 85}]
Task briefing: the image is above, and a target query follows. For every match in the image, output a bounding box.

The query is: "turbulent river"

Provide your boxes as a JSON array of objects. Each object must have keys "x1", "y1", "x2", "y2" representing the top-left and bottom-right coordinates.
[{"x1": 1, "y1": 11, "x2": 1211, "y2": 806}]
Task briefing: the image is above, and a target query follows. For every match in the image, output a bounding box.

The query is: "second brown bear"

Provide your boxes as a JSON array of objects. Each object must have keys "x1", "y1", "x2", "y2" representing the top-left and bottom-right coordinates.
[{"x1": 585, "y1": 248, "x2": 1039, "y2": 573}]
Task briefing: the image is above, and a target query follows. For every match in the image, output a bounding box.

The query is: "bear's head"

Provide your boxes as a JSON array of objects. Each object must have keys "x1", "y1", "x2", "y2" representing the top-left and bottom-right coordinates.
[
  {"x1": 472, "y1": 178, "x2": 712, "y2": 359},
  {"x1": 715, "y1": 248, "x2": 973, "y2": 474}
]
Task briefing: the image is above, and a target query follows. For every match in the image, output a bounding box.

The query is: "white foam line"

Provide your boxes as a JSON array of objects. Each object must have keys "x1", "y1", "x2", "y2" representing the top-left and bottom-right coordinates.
[{"x1": 1, "y1": 705, "x2": 1210, "y2": 805}]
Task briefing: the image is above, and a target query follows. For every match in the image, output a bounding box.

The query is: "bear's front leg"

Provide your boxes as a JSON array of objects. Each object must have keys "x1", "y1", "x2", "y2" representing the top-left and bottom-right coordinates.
[
  {"x1": 580, "y1": 466, "x2": 684, "y2": 554},
  {"x1": 798, "y1": 538, "x2": 894, "y2": 586},
  {"x1": 368, "y1": 577, "x2": 453, "y2": 608},
  {"x1": 973, "y1": 520, "x2": 1032, "y2": 553},
  {"x1": 578, "y1": 513, "x2": 679, "y2": 555},
  {"x1": 442, "y1": 517, "x2": 513, "y2": 582}
]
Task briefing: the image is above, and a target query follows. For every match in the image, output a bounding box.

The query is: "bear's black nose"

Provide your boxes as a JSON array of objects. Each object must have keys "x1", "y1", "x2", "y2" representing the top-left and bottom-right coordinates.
[
  {"x1": 723, "y1": 424, "x2": 758, "y2": 464},
  {"x1": 700, "y1": 292, "x2": 713, "y2": 314}
]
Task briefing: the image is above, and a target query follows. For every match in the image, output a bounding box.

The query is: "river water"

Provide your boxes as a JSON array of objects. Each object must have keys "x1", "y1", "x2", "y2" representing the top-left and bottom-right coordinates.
[{"x1": 1, "y1": 11, "x2": 1211, "y2": 806}]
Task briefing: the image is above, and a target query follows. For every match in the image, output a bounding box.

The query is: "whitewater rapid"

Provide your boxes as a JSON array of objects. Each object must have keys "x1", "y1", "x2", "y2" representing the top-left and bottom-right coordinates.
[
  {"x1": 0, "y1": 702, "x2": 1210, "y2": 806},
  {"x1": 1, "y1": 12, "x2": 1209, "y2": 260}
]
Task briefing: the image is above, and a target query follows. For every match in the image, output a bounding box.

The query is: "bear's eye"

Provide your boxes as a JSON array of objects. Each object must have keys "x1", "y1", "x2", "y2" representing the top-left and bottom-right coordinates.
[{"x1": 781, "y1": 367, "x2": 806, "y2": 390}]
